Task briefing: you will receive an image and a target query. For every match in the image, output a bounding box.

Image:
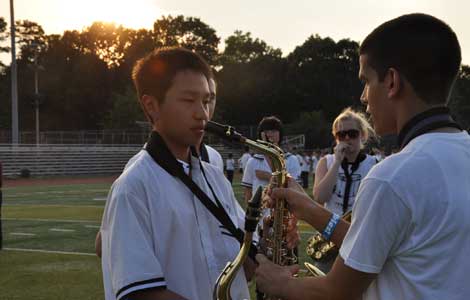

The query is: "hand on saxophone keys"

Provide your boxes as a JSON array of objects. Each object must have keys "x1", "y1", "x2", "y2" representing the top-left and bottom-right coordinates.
[
  {"x1": 264, "y1": 176, "x2": 318, "y2": 224},
  {"x1": 255, "y1": 253, "x2": 300, "y2": 299}
]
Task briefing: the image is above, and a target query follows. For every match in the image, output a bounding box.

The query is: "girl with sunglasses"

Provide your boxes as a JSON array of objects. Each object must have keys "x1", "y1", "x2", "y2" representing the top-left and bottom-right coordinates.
[{"x1": 313, "y1": 107, "x2": 377, "y2": 215}]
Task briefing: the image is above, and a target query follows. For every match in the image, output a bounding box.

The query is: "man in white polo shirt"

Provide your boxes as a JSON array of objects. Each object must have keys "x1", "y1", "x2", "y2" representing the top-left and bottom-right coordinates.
[
  {"x1": 100, "y1": 48, "x2": 255, "y2": 300},
  {"x1": 255, "y1": 13, "x2": 470, "y2": 300}
]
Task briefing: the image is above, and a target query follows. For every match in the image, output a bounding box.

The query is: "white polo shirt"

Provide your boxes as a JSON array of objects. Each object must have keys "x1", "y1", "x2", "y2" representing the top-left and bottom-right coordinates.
[
  {"x1": 100, "y1": 150, "x2": 250, "y2": 300},
  {"x1": 205, "y1": 144, "x2": 224, "y2": 172},
  {"x1": 285, "y1": 152, "x2": 302, "y2": 183},
  {"x1": 340, "y1": 131, "x2": 470, "y2": 300},
  {"x1": 241, "y1": 154, "x2": 271, "y2": 193},
  {"x1": 239, "y1": 153, "x2": 252, "y2": 170}
]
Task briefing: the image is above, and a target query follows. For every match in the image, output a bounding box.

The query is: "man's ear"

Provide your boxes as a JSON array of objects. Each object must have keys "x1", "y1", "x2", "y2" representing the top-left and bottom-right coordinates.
[
  {"x1": 141, "y1": 94, "x2": 159, "y2": 122},
  {"x1": 386, "y1": 68, "x2": 402, "y2": 98}
]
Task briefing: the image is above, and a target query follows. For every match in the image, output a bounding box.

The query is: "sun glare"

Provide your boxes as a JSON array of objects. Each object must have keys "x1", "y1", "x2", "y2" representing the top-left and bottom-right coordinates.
[{"x1": 58, "y1": 0, "x2": 164, "y2": 30}]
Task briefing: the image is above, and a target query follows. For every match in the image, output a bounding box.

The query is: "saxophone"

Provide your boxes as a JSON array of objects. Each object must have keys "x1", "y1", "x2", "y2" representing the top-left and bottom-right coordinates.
[{"x1": 206, "y1": 121, "x2": 297, "y2": 300}]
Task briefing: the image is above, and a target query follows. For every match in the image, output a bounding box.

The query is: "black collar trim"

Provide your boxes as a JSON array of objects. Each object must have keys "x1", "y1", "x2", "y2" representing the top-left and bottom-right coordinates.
[{"x1": 397, "y1": 107, "x2": 461, "y2": 149}]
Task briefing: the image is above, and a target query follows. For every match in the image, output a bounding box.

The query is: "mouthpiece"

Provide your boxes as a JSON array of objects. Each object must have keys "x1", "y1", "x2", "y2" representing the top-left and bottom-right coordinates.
[{"x1": 205, "y1": 121, "x2": 245, "y2": 143}]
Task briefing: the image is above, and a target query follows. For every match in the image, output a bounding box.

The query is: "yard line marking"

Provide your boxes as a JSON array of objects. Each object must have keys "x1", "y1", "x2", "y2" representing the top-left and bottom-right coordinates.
[
  {"x1": 50, "y1": 228, "x2": 76, "y2": 232},
  {"x1": 93, "y1": 197, "x2": 107, "y2": 201},
  {"x1": 3, "y1": 217, "x2": 100, "y2": 223},
  {"x1": 300, "y1": 230, "x2": 315, "y2": 235},
  {"x1": 3, "y1": 247, "x2": 95, "y2": 256},
  {"x1": 85, "y1": 225, "x2": 101, "y2": 229},
  {"x1": 10, "y1": 232, "x2": 37, "y2": 236},
  {"x1": 3, "y1": 204, "x2": 103, "y2": 208}
]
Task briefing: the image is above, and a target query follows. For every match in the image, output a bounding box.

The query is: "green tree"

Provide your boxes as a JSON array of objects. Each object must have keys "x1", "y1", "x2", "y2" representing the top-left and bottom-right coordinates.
[
  {"x1": 153, "y1": 15, "x2": 220, "y2": 65},
  {"x1": 288, "y1": 111, "x2": 332, "y2": 148},
  {"x1": 285, "y1": 35, "x2": 362, "y2": 120},
  {"x1": 80, "y1": 22, "x2": 130, "y2": 67},
  {"x1": 104, "y1": 86, "x2": 145, "y2": 129},
  {"x1": 15, "y1": 20, "x2": 46, "y2": 62},
  {"x1": 217, "y1": 31, "x2": 285, "y2": 125},
  {"x1": 220, "y1": 30, "x2": 281, "y2": 65},
  {"x1": 0, "y1": 17, "x2": 9, "y2": 57}
]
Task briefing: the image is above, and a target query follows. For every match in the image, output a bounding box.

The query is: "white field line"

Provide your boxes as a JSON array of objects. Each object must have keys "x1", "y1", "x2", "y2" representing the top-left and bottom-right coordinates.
[
  {"x1": 300, "y1": 230, "x2": 315, "y2": 235},
  {"x1": 3, "y1": 217, "x2": 100, "y2": 223},
  {"x1": 4, "y1": 189, "x2": 108, "y2": 195},
  {"x1": 49, "y1": 228, "x2": 76, "y2": 232},
  {"x1": 3, "y1": 204, "x2": 103, "y2": 208},
  {"x1": 3, "y1": 247, "x2": 95, "y2": 256},
  {"x1": 85, "y1": 225, "x2": 101, "y2": 229},
  {"x1": 10, "y1": 232, "x2": 37, "y2": 236},
  {"x1": 93, "y1": 197, "x2": 107, "y2": 201}
]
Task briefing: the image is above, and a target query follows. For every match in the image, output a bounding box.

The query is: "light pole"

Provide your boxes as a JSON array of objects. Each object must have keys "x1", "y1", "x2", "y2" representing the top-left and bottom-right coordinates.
[
  {"x1": 10, "y1": 0, "x2": 18, "y2": 144},
  {"x1": 34, "y1": 54, "x2": 39, "y2": 145},
  {"x1": 31, "y1": 44, "x2": 41, "y2": 145}
]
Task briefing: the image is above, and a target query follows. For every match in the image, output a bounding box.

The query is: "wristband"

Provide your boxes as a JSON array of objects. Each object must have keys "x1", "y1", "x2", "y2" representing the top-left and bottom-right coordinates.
[{"x1": 322, "y1": 213, "x2": 340, "y2": 240}]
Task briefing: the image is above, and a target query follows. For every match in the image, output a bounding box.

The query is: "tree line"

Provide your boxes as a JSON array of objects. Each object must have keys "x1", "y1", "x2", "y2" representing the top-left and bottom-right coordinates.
[{"x1": 0, "y1": 15, "x2": 469, "y2": 147}]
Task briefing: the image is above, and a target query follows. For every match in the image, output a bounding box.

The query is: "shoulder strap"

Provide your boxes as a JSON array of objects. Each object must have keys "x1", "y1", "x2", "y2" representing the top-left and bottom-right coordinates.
[{"x1": 145, "y1": 132, "x2": 257, "y2": 259}]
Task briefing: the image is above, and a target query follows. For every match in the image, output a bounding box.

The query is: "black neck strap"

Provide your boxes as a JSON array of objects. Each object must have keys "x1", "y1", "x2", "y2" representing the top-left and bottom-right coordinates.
[
  {"x1": 341, "y1": 151, "x2": 366, "y2": 214},
  {"x1": 397, "y1": 107, "x2": 462, "y2": 149},
  {"x1": 145, "y1": 131, "x2": 257, "y2": 259}
]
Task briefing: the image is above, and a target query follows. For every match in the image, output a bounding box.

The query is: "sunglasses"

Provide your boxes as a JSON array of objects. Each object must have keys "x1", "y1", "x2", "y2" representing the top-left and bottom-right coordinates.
[{"x1": 335, "y1": 129, "x2": 360, "y2": 140}]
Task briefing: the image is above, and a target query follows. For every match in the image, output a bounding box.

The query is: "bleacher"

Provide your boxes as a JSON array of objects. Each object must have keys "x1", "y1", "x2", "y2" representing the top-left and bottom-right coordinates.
[{"x1": 0, "y1": 143, "x2": 242, "y2": 178}]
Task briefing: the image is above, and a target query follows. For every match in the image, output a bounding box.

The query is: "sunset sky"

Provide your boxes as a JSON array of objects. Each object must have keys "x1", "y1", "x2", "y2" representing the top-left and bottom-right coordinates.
[{"x1": 1, "y1": 0, "x2": 469, "y2": 64}]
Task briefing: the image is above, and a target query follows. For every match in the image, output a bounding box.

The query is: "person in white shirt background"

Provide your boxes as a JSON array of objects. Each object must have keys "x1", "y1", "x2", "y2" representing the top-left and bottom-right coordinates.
[
  {"x1": 238, "y1": 146, "x2": 252, "y2": 174},
  {"x1": 300, "y1": 150, "x2": 311, "y2": 188},
  {"x1": 225, "y1": 153, "x2": 235, "y2": 184}
]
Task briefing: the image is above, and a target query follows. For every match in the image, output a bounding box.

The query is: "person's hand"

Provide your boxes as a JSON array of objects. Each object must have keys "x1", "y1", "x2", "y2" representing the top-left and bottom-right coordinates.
[
  {"x1": 285, "y1": 214, "x2": 300, "y2": 249},
  {"x1": 255, "y1": 254, "x2": 299, "y2": 298},
  {"x1": 334, "y1": 142, "x2": 349, "y2": 163},
  {"x1": 263, "y1": 176, "x2": 316, "y2": 222}
]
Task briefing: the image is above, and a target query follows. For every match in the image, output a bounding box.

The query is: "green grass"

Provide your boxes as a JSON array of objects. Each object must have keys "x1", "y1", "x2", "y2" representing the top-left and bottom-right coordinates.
[
  {"x1": 0, "y1": 172, "x2": 318, "y2": 299},
  {"x1": 0, "y1": 251, "x2": 102, "y2": 300}
]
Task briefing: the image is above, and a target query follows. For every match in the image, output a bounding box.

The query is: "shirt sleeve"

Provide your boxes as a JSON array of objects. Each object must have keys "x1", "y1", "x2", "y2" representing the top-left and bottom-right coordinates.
[
  {"x1": 241, "y1": 158, "x2": 255, "y2": 188},
  {"x1": 339, "y1": 178, "x2": 411, "y2": 274},
  {"x1": 101, "y1": 181, "x2": 166, "y2": 300}
]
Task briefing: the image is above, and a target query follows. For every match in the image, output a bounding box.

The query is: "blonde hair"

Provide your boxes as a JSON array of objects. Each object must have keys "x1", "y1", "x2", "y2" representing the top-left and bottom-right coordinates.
[{"x1": 332, "y1": 107, "x2": 376, "y2": 145}]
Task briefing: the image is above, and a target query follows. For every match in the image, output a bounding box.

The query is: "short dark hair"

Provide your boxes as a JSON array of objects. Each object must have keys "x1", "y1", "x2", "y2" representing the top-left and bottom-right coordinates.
[
  {"x1": 132, "y1": 47, "x2": 212, "y2": 121},
  {"x1": 257, "y1": 116, "x2": 284, "y2": 142},
  {"x1": 360, "y1": 13, "x2": 461, "y2": 105}
]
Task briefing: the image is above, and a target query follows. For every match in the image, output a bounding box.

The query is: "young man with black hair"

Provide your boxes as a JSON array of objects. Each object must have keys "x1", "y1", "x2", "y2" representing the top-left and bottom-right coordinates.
[
  {"x1": 99, "y1": 47, "x2": 266, "y2": 300},
  {"x1": 255, "y1": 13, "x2": 470, "y2": 300},
  {"x1": 241, "y1": 116, "x2": 286, "y2": 202}
]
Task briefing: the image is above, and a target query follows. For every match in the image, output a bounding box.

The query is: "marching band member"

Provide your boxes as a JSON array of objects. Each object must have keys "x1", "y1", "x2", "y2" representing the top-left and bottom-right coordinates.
[
  {"x1": 313, "y1": 107, "x2": 377, "y2": 216},
  {"x1": 100, "y1": 47, "x2": 257, "y2": 300},
  {"x1": 255, "y1": 13, "x2": 470, "y2": 300}
]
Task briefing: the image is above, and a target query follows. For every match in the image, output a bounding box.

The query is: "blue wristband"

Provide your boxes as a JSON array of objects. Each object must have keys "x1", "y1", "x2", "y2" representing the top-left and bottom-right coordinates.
[{"x1": 322, "y1": 213, "x2": 340, "y2": 240}]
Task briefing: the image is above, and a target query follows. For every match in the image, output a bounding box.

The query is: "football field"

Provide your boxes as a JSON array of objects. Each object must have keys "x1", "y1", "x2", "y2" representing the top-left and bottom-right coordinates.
[{"x1": 0, "y1": 173, "x2": 317, "y2": 300}]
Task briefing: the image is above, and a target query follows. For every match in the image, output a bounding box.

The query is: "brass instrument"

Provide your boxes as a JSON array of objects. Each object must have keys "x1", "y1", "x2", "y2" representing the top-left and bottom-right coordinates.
[
  {"x1": 206, "y1": 121, "x2": 298, "y2": 300},
  {"x1": 213, "y1": 186, "x2": 262, "y2": 300},
  {"x1": 305, "y1": 210, "x2": 352, "y2": 273}
]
